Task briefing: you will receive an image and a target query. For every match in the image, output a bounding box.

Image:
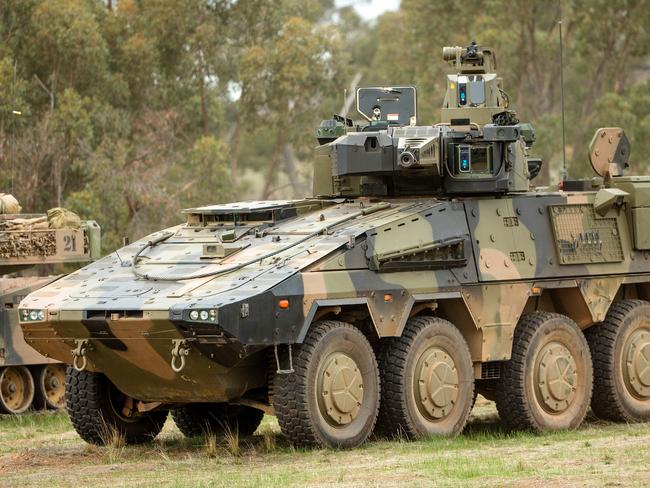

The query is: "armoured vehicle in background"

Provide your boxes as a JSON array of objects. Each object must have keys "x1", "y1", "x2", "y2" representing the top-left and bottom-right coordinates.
[
  {"x1": 20, "y1": 42, "x2": 650, "y2": 448},
  {"x1": 0, "y1": 198, "x2": 100, "y2": 413}
]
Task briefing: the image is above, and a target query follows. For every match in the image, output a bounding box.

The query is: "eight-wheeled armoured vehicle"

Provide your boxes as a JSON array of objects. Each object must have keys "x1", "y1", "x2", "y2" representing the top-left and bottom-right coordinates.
[{"x1": 20, "y1": 43, "x2": 650, "y2": 447}]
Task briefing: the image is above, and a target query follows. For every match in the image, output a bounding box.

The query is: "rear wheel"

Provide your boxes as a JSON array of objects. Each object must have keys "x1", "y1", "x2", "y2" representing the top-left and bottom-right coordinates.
[
  {"x1": 172, "y1": 403, "x2": 264, "y2": 437},
  {"x1": 586, "y1": 299, "x2": 650, "y2": 422},
  {"x1": 33, "y1": 364, "x2": 66, "y2": 410},
  {"x1": 0, "y1": 366, "x2": 35, "y2": 414},
  {"x1": 274, "y1": 320, "x2": 380, "y2": 448},
  {"x1": 496, "y1": 313, "x2": 592, "y2": 432},
  {"x1": 66, "y1": 367, "x2": 167, "y2": 445},
  {"x1": 376, "y1": 316, "x2": 474, "y2": 438}
]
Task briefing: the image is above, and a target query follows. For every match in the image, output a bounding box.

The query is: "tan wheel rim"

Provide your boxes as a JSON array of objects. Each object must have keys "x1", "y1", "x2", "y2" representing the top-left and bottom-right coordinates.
[
  {"x1": 414, "y1": 346, "x2": 459, "y2": 420},
  {"x1": 624, "y1": 328, "x2": 650, "y2": 399},
  {"x1": 318, "y1": 352, "x2": 364, "y2": 426},
  {"x1": 0, "y1": 367, "x2": 34, "y2": 414},
  {"x1": 42, "y1": 364, "x2": 66, "y2": 409},
  {"x1": 535, "y1": 341, "x2": 578, "y2": 413}
]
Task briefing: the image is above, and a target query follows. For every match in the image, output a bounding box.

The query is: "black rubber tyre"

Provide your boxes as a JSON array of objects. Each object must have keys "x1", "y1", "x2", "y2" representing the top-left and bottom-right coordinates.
[
  {"x1": 66, "y1": 367, "x2": 167, "y2": 445},
  {"x1": 586, "y1": 299, "x2": 650, "y2": 422},
  {"x1": 376, "y1": 316, "x2": 474, "y2": 439},
  {"x1": 273, "y1": 320, "x2": 380, "y2": 448},
  {"x1": 172, "y1": 403, "x2": 264, "y2": 437},
  {"x1": 496, "y1": 313, "x2": 593, "y2": 432}
]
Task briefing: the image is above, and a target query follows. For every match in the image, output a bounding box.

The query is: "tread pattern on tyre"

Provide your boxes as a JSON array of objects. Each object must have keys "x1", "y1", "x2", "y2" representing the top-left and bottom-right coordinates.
[
  {"x1": 586, "y1": 299, "x2": 647, "y2": 422},
  {"x1": 273, "y1": 320, "x2": 379, "y2": 447},
  {"x1": 171, "y1": 404, "x2": 264, "y2": 437},
  {"x1": 375, "y1": 315, "x2": 474, "y2": 438},
  {"x1": 496, "y1": 312, "x2": 592, "y2": 432},
  {"x1": 66, "y1": 367, "x2": 166, "y2": 445},
  {"x1": 66, "y1": 367, "x2": 103, "y2": 445}
]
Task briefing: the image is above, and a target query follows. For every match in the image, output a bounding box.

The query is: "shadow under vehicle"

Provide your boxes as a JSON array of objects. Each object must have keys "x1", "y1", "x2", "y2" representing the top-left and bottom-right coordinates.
[{"x1": 19, "y1": 42, "x2": 650, "y2": 448}]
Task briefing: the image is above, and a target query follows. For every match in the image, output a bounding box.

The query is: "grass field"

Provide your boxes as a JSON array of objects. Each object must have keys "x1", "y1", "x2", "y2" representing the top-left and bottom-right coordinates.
[{"x1": 0, "y1": 397, "x2": 648, "y2": 488}]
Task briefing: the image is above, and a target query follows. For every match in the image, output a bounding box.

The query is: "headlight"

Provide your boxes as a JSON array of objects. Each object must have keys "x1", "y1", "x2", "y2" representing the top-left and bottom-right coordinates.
[
  {"x1": 20, "y1": 309, "x2": 46, "y2": 322},
  {"x1": 187, "y1": 309, "x2": 218, "y2": 322}
]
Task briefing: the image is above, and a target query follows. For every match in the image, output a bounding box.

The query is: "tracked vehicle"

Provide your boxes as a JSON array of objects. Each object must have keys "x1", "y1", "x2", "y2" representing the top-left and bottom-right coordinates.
[
  {"x1": 20, "y1": 43, "x2": 650, "y2": 447},
  {"x1": 0, "y1": 200, "x2": 100, "y2": 413}
]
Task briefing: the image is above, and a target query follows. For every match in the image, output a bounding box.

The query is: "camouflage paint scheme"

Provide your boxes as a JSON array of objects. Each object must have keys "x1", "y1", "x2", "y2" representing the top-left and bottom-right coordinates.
[
  {"x1": 2, "y1": 221, "x2": 101, "y2": 368},
  {"x1": 18, "y1": 185, "x2": 650, "y2": 405},
  {"x1": 18, "y1": 43, "x2": 650, "y2": 412}
]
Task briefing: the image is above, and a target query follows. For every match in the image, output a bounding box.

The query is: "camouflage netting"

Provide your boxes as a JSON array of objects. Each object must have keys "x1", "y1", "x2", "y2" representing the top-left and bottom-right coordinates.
[
  {"x1": 0, "y1": 194, "x2": 22, "y2": 214},
  {"x1": 47, "y1": 208, "x2": 81, "y2": 229},
  {"x1": 0, "y1": 230, "x2": 56, "y2": 259},
  {"x1": 0, "y1": 208, "x2": 81, "y2": 259}
]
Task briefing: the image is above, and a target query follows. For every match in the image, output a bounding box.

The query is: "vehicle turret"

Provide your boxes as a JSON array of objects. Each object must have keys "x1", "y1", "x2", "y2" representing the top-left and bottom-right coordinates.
[{"x1": 313, "y1": 43, "x2": 540, "y2": 197}]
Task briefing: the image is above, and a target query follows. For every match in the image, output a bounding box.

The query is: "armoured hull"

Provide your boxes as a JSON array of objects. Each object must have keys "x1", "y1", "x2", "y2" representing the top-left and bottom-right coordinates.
[{"x1": 20, "y1": 184, "x2": 650, "y2": 403}]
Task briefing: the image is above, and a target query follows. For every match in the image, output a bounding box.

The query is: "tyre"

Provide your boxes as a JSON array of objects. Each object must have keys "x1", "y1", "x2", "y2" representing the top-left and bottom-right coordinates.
[
  {"x1": 273, "y1": 320, "x2": 380, "y2": 448},
  {"x1": 172, "y1": 403, "x2": 264, "y2": 437},
  {"x1": 586, "y1": 299, "x2": 650, "y2": 422},
  {"x1": 66, "y1": 367, "x2": 167, "y2": 445},
  {"x1": 33, "y1": 364, "x2": 66, "y2": 410},
  {"x1": 496, "y1": 312, "x2": 593, "y2": 432},
  {"x1": 376, "y1": 316, "x2": 474, "y2": 438},
  {"x1": 0, "y1": 366, "x2": 35, "y2": 414}
]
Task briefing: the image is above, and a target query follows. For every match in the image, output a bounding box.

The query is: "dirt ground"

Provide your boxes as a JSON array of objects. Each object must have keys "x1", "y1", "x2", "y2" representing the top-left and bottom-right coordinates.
[{"x1": 1, "y1": 397, "x2": 649, "y2": 488}]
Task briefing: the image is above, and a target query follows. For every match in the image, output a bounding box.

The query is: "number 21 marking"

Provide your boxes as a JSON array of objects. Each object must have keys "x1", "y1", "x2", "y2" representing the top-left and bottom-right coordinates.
[{"x1": 64, "y1": 234, "x2": 77, "y2": 252}]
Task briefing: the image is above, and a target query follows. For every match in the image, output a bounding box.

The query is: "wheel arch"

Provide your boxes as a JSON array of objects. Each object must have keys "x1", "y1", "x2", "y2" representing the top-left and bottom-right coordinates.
[{"x1": 296, "y1": 293, "x2": 461, "y2": 344}]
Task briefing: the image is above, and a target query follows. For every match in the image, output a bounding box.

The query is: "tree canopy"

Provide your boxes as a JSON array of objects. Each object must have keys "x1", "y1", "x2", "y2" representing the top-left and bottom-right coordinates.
[{"x1": 1, "y1": 0, "x2": 649, "y2": 252}]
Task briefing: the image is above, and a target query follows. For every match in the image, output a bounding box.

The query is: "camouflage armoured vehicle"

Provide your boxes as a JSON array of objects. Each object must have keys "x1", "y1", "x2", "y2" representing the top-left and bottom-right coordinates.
[
  {"x1": 20, "y1": 42, "x2": 650, "y2": 447},
  {"x1": 0, "y1": 198, "x2": 100, "y2": 413}
]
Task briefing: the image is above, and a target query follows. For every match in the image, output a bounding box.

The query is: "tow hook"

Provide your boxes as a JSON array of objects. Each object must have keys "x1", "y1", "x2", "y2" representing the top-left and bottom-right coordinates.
[
  {"x1": 171, "y1": 339, "x2": 190, "y2": 373},
  {"x1": 72, "y1": 339, "x2": 91, "y2": 372}
]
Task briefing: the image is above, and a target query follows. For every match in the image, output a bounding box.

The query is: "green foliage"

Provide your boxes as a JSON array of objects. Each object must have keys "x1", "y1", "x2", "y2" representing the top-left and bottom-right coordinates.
[{"x1": 1, "y1": 0, "x2": 649, "y2": 253}]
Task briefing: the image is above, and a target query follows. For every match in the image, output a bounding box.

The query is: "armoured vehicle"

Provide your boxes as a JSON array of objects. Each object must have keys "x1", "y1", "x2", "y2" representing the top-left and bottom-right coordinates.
[
  {"x1": 19, "y1": 42, "x2": 650, "y2": 448},
  {"x1": 0, "y1": 199, "x2": 100, "y2": 413}
]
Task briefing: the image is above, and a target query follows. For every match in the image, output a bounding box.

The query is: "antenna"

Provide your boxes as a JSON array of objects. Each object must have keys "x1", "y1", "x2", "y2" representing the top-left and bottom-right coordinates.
[
  {"x1": 559, "y1": 19, "x2": 567, "y2": 181},
  {"x1": 343, "y1": 88, "x2": 347, "y2": 118}
]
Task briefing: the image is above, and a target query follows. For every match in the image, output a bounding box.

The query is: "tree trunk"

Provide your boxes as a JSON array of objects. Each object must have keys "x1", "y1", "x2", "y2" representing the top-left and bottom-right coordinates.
[
  {"x1": 283, "y1": 143, "x2": 304, "y2": 197},
  {"x1": 229, "y1": 108, "x2": 241, "y2": 186},
  {"x1": 261, "y1": 131, "x2": 285, "y2": 199}
]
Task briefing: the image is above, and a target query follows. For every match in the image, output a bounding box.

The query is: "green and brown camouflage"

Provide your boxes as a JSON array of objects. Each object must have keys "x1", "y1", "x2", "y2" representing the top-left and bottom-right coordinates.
[
  {"x1": 0, "y1": 205, "x2": 100, "y2": 412},
  {"x1": 17, "y1": 43, "x2": 650, "y2": 426}
]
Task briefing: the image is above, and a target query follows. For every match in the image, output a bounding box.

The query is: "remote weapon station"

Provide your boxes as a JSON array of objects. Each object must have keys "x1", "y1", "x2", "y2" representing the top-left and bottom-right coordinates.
[{"x1": 21, "y1": 43, "x2": 650, "y2": 447}]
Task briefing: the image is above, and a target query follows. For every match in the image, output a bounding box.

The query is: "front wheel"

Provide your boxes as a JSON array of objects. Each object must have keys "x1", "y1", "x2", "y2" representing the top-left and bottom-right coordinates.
[
  {"x1": 66, "y1": 368, "x2": 167, "y2": 445},
  {"x1": 273, "y1": 320, "x2": 380, "y2": 448}
]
